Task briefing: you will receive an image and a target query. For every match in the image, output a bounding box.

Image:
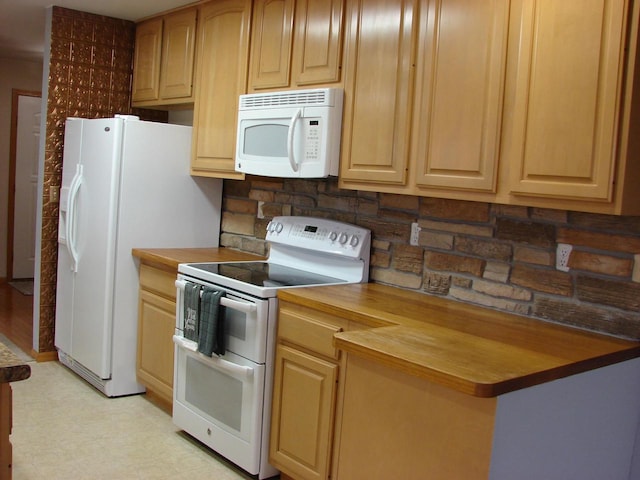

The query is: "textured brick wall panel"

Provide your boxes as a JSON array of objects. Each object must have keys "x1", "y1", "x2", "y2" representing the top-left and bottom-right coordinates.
[
  {"x1": 419, "y1": 219, "x2": 493, "y2": 237},
  {"x1": 569, "y1": 251, "x2": 633, "y2": 277},
  {"x1": 454, "y1": 237, "x2": 512, "y2": 262},
  {"x1": 557, "y1": 227, "x2": 640, "y2": 253},
  {"x1": 372, "y1": 269, "x2": 422, "y2": 289},
  {"x1": 420, "y1": 197, "x2": 490, "y2": 222},
  {"x1": 473, "y1": 279, "x2": 532, "y2": 301},
  {"x1": 534, "y1": 296, "x2": 640, "y2": 338},
  {"x1": 511, "y1": 264, "x2": 573, "y2": 296},
  {"x1": 391, "y1": 245, "x2": 424, "y2": 274},
  {"x1": 576, "y1": 276, "x2": 640, "y2": 312},
  {"x1": 513, "y1": 245, "x2": 554, "y2": 266},
  {"x1": 425, "y1": 251, "x2": 485, "y2": 277},
  {"x1": 424, "y1": 271, "x2": 451, "y2": 295},
  {"x1": 221, "y1": 177, "x2": 640, "y2": 339},
  {"x1": 449, "y1": 286, "x2": 529, "y2": 315},
  {"x1": 496, "y1": 218, "x2": 556, "y2": 248},
  {"x1": 482, "y1": 262, "x2": 510, "y2": 283}
]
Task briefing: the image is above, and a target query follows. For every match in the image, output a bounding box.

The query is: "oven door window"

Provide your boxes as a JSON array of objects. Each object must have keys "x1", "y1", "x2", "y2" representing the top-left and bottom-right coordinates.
[
  {"x1": 185, "y1": 356, "x2": 243, "y2": 431},
  {"x1": 176, "y1": 281, "x2": 269, "y2": 365},
  {"x1": 174, "y1": 345, "x2": 265, "y2": 444},
  {"x1": 223, "y1": 293, "x2": 269, "y2": 364}
]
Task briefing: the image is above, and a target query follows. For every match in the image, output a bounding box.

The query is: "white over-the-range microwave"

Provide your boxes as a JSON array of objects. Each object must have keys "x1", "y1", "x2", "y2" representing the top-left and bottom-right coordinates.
[{"x1": 235, "y1": 87, "x2": 343, "y2": 178}]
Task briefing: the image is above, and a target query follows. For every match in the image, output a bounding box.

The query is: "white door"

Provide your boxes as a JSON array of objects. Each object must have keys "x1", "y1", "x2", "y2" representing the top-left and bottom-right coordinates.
[{"x1": 13, "y1": 94, "x2": 41, "y2": 279}]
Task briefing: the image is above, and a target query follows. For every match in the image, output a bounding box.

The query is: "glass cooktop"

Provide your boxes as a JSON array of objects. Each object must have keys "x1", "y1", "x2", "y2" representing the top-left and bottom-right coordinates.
[{"x1": 187, "y1": 262, "x2": 346, "y2": 288}]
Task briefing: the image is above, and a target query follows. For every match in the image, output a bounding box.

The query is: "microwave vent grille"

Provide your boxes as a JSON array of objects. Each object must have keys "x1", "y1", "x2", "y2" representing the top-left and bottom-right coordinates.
[{"x1": 240, "y1": 89, "x2": 335, "y2": 109}]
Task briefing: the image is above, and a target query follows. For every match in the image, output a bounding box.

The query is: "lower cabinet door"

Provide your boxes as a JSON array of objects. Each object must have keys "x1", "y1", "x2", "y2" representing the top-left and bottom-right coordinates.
[
  {"x1": 137, "y1": 289, "x2": 176, "y2": 405},
  {"x1": 270, "y1": 344, "x2": 338, "y2": 480}
]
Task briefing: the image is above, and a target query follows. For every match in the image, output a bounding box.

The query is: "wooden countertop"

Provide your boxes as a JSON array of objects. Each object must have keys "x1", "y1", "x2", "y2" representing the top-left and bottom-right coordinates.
[
  {"x1": 278, "y1": 283, "x2": 640, "y2": 398},
  {"x1": 0, "y1": 343, "x2": 30, "y2": 384},
  {"x1": 131, "y1": 247, "x2": 265, "y2": 271}
]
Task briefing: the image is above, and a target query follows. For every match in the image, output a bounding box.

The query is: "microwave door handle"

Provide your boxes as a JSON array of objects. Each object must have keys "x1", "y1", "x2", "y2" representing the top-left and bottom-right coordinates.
[
  {"x1": 173, "y1": 335, "x2": 254, "y2": 379},
  {"x1": 287, "y1": 108, "x2": 302, "y2": 172}
]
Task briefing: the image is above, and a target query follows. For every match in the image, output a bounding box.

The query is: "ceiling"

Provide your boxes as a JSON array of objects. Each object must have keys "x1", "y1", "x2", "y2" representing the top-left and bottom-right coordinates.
[{"x1": 0, "y1": 0, "x2": 195, "y2": 60}]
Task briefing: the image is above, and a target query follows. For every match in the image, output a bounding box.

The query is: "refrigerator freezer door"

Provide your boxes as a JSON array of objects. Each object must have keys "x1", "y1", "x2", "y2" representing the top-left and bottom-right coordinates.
[
  {"x1": 55, "y1": 117, "x2": 83, "y2": 357},
  {"x1": 55, "y1": 117, "x2": 124, "y2": 380}
]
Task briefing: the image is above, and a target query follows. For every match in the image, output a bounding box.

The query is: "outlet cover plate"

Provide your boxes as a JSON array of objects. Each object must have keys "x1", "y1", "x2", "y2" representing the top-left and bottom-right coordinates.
[
  {"x1": 556, "y1": 243, "x2": 572, "y2": 272},
  {"x1": 410, "y1": 222, "x2": 421, "y2": 246}
]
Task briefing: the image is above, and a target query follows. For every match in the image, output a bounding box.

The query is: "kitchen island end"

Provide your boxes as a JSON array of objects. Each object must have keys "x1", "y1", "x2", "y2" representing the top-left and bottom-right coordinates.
[{"x1": 0, "y1": 342, "x2": 31, "y2": 480}]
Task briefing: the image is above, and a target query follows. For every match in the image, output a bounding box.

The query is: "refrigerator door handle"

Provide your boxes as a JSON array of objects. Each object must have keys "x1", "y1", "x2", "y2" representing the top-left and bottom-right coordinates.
[{"x1": 66, "y1": 164, "x2": 83, "y2": 272}]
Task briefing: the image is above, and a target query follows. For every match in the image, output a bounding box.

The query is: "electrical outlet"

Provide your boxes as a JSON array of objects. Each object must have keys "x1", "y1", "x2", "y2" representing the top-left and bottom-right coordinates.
[
  {"x1": 410, "y1": 222, "x2": 421, "y2": 246},
  {"x1": 556, "y1": 243, "x2": 572, "y2": 272},
  {"x1": 49, "y1": 185, "x2": 59, "y2": 203}
]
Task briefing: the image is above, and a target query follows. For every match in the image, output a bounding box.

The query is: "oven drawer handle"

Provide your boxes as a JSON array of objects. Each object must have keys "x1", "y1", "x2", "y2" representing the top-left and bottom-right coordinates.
[
  {"x1": 175, "y1": 279, "x2": 257, "y2": 314},
  {"x1": 173, "y1": 335, "x2": 254, "y2": 379}
]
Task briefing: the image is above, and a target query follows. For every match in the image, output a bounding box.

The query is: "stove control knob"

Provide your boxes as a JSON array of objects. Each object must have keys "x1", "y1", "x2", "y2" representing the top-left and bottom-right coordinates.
[
  {"x1": 349, "y1": 235, "x2": 360, "y2": 247},
  {"x1": 329, "y1": 231, "x2": 338, "y2": 242},
  {"x1": 275, "y1": 222, "x2": 284, "y2": 233},
  {"x1": 339, "y1": 232, "x2": 348, "y2": 244},
  {"x1": 267, "y1": 221, "x2": 275, "y2": 233}
]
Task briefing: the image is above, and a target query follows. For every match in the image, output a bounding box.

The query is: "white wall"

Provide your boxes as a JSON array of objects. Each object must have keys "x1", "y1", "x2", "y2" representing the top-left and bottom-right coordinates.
[{"x1": 0, "y1": 56, "x2": 43, "y2": 279}]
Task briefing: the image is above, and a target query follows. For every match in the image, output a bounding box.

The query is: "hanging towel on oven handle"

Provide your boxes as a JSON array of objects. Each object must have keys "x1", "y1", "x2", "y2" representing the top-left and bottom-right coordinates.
[
  {"x1": 198, "y1": 287, "x2": 226, "y2": 357},
  {"x1": 183, "y1": 281, "x2": 201, "y2": 342}
]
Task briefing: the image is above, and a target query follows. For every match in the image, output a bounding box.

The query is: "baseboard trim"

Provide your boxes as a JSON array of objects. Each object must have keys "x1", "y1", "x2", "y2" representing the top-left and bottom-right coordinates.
[{"x1": 33, "y1": 350, "x2": 58, "y2": 362}]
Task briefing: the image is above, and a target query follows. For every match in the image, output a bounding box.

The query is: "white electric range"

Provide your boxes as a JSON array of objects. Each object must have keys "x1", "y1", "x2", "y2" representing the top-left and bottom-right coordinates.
[{"x1": 173, "y1": 216, "x2": 371, "y2": 479}]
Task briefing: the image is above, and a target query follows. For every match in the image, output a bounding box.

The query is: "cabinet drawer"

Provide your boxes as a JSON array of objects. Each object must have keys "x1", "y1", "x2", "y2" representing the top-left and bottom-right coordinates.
[
  {"x1": 139, "y1": 264, "x2": 177, "y2": 300},
  {"x1": 278, "y1": 303, "x2": 346, "y2": 359}
]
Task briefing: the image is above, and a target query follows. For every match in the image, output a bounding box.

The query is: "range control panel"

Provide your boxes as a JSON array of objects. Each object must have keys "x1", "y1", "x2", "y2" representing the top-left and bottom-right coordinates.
[{"x1": 266, "y1": 216, "x2": 371, "y2": 259}]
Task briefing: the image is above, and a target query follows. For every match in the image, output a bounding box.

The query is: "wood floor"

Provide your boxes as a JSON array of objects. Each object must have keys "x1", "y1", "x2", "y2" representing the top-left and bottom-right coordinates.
[{"x1": 0, "y1": 282, "x2": 34, "y2": 357}]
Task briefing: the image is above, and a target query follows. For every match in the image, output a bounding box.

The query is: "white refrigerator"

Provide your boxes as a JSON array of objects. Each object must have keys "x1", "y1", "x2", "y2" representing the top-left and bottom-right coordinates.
[{"x1": 55, "y1": 115, "x2": 222, "y2": 397}]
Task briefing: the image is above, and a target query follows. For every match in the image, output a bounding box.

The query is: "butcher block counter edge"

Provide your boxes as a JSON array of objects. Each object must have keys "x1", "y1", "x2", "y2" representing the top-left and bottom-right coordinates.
[
  {"x1": 0, "y1": 343, "x2": 30, "y2": 384},
  {"x1": 277, "y1": 283, "x2": 640, "y2": 398},
  {"x1": 131, "y1": 247, "x2": 266, "y2": 271}
]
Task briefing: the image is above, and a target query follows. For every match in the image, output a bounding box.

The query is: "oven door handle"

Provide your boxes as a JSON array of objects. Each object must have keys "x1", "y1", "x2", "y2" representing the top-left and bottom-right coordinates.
[
  {"x1": 220, "y1": 297, "x2": 257, "y2": 314},
  {"x1": 173, "y1": 335, "x2": 254, "y2": 379},
  {"x1": 175, "y1": 279, "x2": 257, "y2": 314}
]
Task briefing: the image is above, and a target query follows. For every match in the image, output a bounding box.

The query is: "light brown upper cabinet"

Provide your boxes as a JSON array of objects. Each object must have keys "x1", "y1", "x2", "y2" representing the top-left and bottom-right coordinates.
[
  {"x1": 340, "y1": 0, "x2": 508, "y2": 190},
  {"x1": 190, "y1": 0, "x2": 252, "y2": 179},
  {"x1": 132, "y1": 18, "x2": 163, "y2": 103},
  {"x1": 339, "y1": 0, "x2": 418, "y2": 186},
  {"x1": 132, "y1": 8, "x2": 197, "y2": 107},
  {"x1": 249, "y1": 0, "x2": 345, "y2": 91},
  {"x1": 339, "y1": 0, "x2": 640, "y2": 215},
  {"x1": 502, "y1": 0, "x2": 633, "y2": 210},
  {"x1": 412, "y1": 0, "x2": 509, "y2": 193}
]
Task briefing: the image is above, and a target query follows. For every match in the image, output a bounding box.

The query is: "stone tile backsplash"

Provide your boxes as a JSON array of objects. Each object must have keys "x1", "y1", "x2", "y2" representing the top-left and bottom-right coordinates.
[{"x1": 221, "y1": 176, "x2": 640, "y2": 340}]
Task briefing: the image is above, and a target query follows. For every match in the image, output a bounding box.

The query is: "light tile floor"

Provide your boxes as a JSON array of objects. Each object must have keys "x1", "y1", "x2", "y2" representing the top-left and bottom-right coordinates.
[{"x1": 10, "y1": 361, "x2": 260, "y2": 480}]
